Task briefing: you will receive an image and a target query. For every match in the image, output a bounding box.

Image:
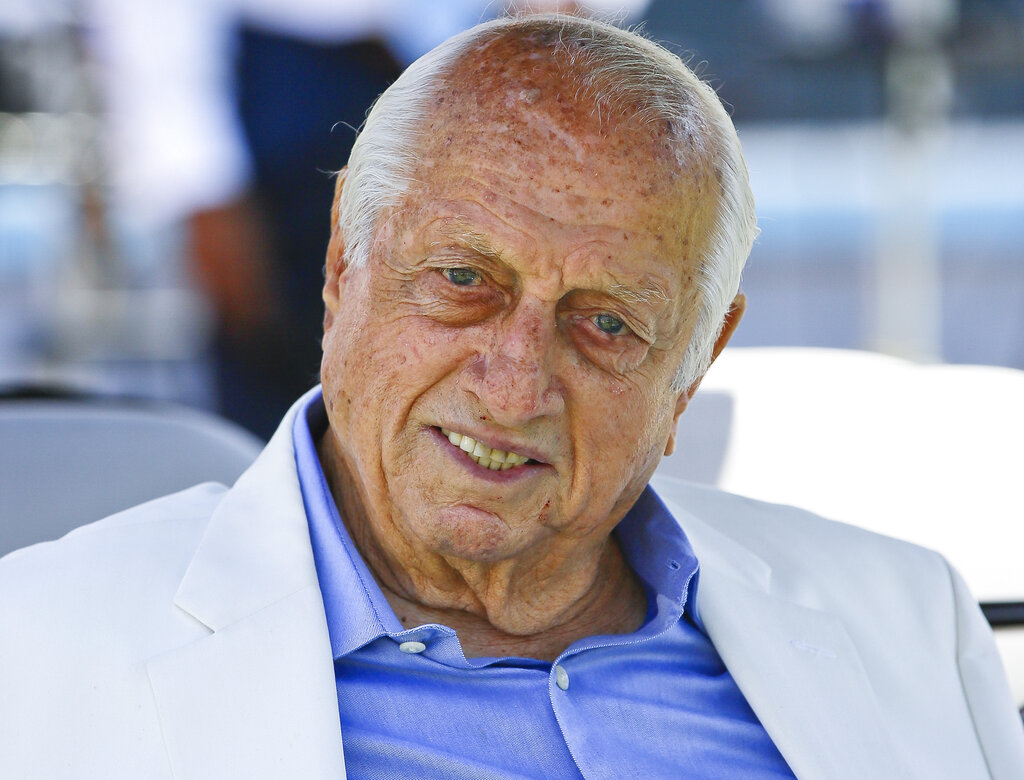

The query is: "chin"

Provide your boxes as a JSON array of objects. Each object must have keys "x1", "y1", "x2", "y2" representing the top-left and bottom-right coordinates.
[{"x1": 410, "y1": 504, "x2": 530, "y2": 564}]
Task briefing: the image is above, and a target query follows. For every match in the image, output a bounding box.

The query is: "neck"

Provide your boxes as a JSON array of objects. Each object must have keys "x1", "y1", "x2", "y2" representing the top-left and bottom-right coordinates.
[
  {"x1": 317, "y1": 434, "x2": 647, "y2": 662},
  {"x1": 379, "y1": 539, "x2": 646, "y2": 661}
]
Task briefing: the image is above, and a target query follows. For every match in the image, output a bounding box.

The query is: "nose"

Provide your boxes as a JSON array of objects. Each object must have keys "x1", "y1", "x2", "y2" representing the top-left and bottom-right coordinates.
[{"x1": 459, "y1": 298, "x2": 565, "y2": 427}]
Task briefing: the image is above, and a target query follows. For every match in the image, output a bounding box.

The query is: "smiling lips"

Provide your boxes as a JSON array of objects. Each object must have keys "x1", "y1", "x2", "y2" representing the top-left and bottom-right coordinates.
[{"x1": 441, "y1": 428, "x2": 532, "y2": 470}]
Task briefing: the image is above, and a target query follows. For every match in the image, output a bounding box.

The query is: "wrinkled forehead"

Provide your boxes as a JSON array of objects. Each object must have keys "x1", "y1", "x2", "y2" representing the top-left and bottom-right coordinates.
[
  {"x1": 404, "y1": 33, "x2": 721, "y2": 261},
  {"x1": 443, "y1": 28, "x2": 676, "y2": 118},
  {"x1": 422, "y1": 32, "x2": 713, "y2": 187}
]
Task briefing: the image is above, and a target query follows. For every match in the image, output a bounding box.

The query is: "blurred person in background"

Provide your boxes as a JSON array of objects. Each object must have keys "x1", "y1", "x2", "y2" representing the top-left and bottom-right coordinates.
[
  {"x1": 86, "y1": 0, "x2": 650, "y2": 438},
  {"x1": 3, "y1": 14, "x2": 1022, "y2": 778}
]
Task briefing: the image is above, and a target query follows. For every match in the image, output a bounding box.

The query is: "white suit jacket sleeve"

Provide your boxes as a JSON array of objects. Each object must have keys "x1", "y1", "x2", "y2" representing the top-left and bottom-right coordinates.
[{"x1": 951, "y1": 562, "x2": 1024, "y2": 778}]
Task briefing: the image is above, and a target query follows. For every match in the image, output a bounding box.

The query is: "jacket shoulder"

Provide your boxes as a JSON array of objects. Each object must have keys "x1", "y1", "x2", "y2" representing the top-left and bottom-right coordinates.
[
  {"x1": 650, "y1": 474, "x2": 946, "y2": 570},
  {"x1": 0, "y1": 484, "x2": 229, "y2": 776},
  {"x1": 649, "y1": 474, "x2": 959, "y2": 625},
  {"x1": 0, "y1": 483, "x2": 226, "y2": 647},
  {"x1": 1, "y1": 480, "x2": 225, "y2": 570}
]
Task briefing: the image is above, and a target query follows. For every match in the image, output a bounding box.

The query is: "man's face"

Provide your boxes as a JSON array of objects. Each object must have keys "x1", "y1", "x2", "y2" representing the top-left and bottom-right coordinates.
[{"x1": 321, "y1": 68, "x2": 719, "y2": 567}]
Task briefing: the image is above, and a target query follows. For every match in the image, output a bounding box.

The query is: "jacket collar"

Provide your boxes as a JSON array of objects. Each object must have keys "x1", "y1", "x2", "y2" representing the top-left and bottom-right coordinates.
[
  {"x1": 173, "y1": 390, "x2": 319, "y2": 630},
  {"x1": 654, "y1": 476, "x2": 909, "y2": 780},
  {"x1": 147, "y1": 390, "x2": 346, "y2": 778}
]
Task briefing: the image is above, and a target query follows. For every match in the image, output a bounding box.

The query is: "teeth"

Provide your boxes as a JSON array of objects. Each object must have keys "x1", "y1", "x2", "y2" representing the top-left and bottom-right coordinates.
[{"x1": 440, "y1": 428, "x2": 531, "y2": 470}]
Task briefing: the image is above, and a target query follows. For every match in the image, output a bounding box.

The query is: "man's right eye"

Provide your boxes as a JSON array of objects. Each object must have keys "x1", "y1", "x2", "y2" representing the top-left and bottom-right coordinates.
[{"x1": 441, "y1": 267, "x2": 482, "y2": 286}]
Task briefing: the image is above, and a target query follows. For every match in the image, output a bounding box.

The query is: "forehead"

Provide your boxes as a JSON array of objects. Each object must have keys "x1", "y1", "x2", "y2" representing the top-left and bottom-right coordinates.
[
  {"x1": 426, "y1": 33, "x2": 703, "y2": 185},
  {"x1": 402, "y1": 41, "x2": 720, "y2": 274},
  {"x1": 366, "y1": 34, "x2": 725, "y2": 333}
]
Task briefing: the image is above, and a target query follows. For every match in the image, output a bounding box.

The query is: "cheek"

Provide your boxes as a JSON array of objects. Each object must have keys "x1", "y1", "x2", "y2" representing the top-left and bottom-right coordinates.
[
  {"x1": 577, "y1": 377, "x2": 674, "y2": 478},
  {"x1": 320, "y1": 327, "x2": 362, "y2": 447},
  {"x1": 324, "y1": 304, "x2": 480, "y2": 424},
  {"x1": 381, "y1": 316, "x2": 480, "y2": 387}
]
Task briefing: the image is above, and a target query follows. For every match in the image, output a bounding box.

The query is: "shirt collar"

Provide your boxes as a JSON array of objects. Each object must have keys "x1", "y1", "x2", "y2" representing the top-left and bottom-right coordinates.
[
  {"x1": 293, "y1": 388, "x2": 402, "y2": 658},
  {"x1": 616, "y1": 486, "x2": 704, "y2": 633},
  {"x1": 293, "y1": 388, "x2": 705, "y2": 659}
]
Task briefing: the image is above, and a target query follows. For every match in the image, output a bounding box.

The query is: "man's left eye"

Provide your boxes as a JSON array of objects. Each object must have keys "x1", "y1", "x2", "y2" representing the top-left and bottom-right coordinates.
[
  {"x1": 593, "y1": 313, "x2": 627, "y2": 335},
  {"x1": 442, "y1": 267, "x2": 481, "y2": 286}
]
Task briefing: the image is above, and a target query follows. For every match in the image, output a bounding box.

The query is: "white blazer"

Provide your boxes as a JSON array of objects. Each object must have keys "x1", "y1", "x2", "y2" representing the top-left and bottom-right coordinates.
[{"x1": 2, "y1": 397, "x2": 1022, "y2": 779}]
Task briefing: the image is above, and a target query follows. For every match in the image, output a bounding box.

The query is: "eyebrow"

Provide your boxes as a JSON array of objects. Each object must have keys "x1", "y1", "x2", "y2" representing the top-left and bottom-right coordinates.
[
  {"x1": 607, "y1": 281, "x2": 671, "y2": 305},
  {"x1": 438, "y1": 223, "x2": 506, "y2": 262}
]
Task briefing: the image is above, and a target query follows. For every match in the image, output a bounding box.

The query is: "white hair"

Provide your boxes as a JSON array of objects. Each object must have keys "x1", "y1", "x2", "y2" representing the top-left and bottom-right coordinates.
[{"x1": 338, "y1": 14, "x2": 757, "y2": 392}]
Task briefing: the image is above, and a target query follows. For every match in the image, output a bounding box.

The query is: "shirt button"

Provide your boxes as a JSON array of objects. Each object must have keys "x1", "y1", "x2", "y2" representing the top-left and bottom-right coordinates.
[
  {"x1": 398, "y1": 641, "x2": 426, "y2": 654},
  {"x1": 554, "y1": 664, "x2": 569, "y2": 691}
]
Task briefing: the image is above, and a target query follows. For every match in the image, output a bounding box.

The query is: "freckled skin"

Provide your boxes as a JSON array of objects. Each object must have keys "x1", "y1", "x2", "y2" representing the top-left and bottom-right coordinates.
[{"x1": 317, "y1": 37, "x2": 741, "y2": 659}]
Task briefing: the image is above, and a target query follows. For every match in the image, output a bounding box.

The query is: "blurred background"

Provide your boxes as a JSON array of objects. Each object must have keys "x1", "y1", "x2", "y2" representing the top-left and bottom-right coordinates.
[{"x1": 0, "y1": 0, "x2": 1021, "y2": 439}]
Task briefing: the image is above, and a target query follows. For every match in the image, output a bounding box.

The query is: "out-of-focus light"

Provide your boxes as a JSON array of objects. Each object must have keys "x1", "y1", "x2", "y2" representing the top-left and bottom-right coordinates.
[{"x1": 0, "y1": 112, "x2": 103, "y2": 186}]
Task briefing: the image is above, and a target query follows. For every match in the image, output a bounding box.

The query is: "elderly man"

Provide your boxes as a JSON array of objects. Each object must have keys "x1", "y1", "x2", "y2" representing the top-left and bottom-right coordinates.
[{"x1": 2, "y1": 14, "x2": 1022, "y2": 779}]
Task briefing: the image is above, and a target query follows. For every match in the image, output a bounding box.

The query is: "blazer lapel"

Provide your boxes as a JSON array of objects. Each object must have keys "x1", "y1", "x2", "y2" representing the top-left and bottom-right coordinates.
[
  {"x1": 667, "y1": 497, "x2": 910, "y2": 780},
  {"x1": 147, "y1": 396, "x2": 346, "y2": 778},
  {"x1": 147, "y1": 586, "x2": 344, "y2": 778}
]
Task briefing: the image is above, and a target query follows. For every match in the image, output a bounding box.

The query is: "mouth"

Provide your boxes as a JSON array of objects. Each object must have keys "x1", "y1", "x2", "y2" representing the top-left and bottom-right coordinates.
[{"x1": 440, "y1": 427, "x2": 535, "y2": 471}]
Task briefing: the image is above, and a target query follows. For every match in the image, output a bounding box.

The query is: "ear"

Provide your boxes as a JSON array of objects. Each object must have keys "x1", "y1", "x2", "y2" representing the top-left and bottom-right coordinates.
[
  {"x1": 323, "y1": 168, "x2": 348, "y2": 335},
  {"x1": 664, "y1": 293, "x2": 746, "y2": 456}
]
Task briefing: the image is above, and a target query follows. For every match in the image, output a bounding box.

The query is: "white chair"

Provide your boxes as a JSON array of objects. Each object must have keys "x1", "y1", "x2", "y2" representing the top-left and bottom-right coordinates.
[
  {"x1": 657, "y1": 347, "x2": 1024, "y2": 704},
  {"x1": 0, "y1": 394, "x2": 264, "y2": 557}
]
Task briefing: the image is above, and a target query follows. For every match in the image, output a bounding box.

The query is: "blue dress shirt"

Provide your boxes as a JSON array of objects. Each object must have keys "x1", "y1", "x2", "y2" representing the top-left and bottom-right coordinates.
[{"x1": 294, "y1": 390, "x2": 795, "y2": 778}]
